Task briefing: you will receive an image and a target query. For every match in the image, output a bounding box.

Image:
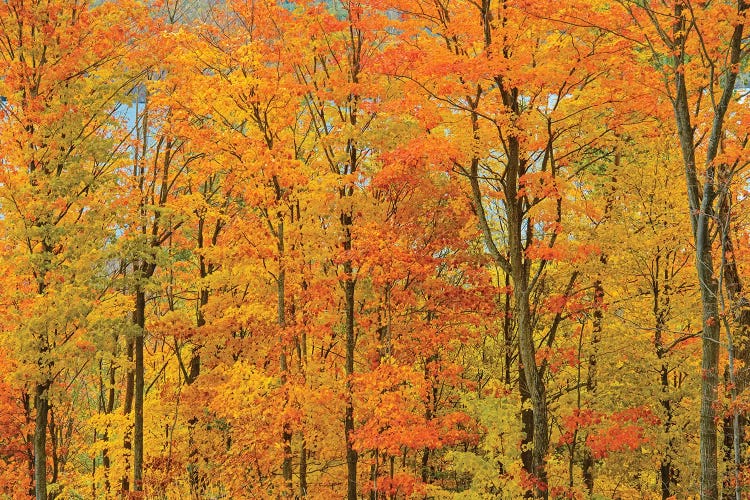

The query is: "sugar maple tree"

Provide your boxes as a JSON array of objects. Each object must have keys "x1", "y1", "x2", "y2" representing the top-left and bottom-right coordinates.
[
  {"x1": 577, "y1": 1, "x2": 750, "y2": 497},
  {"x1": 380, "y1": 0, "x2": 626, "y2": 495},
  {"x1": 0, "y1": 0, "x2": 141, "y2": 497}
]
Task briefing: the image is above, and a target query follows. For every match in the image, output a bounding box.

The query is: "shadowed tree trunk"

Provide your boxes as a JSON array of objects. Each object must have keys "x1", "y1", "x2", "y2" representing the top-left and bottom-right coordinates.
[{"x1": 33, "y1": 381, "x2": 50, "y2": 500}]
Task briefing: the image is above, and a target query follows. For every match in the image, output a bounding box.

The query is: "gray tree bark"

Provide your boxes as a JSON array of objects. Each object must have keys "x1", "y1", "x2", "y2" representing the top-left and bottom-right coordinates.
[{"x1": 667, "y1": 3, "x2": 747, "y2": 496}]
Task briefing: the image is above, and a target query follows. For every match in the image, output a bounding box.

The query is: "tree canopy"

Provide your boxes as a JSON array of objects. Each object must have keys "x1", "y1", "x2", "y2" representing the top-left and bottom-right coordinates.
[{"x1": 0, "y1": 0, "x2": 748, "y2": 499}]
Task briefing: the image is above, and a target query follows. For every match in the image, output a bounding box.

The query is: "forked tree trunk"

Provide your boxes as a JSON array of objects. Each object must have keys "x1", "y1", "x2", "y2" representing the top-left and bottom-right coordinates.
[{"x1": 670, "y1": 3, "x2": 746, "y2": 495}]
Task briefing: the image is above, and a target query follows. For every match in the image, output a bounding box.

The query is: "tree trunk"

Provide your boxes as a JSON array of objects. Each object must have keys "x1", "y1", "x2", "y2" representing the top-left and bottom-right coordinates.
[
  {"x1": 653, "y1": 254, "x2": 679, "y2": 500},
  {"x1": 516, "y1": 289, "x2": 549, "y2": 498},
  {"x1": 299, "y1": 439, "x2": 307, "y2": 498},
  {"x1": 296, "y1": 281, "x2": 308, "y2": 499},
  {"x1": 697, "y1": 250, "x2": 720, "y2": 500},
  {"x1": 343, "y1": 88, "x2": 359, "y2": 498},
  {"x1": 186, "y1": 287, "x2": 205, "y2": 497},
  {"x1": 674, "y1": 80, "x2": 721, "y2": 500},
  {"x1": 34, "y1": 382, "x2": 50, "y2": 500},
  {"x1": 134, "y1": 289, "x2": 145, "y2": 492},
  {"x1": 101, "y1": 358, "x2": 116, "y2": 495},
  {"x1": 519, "y1": 372, "x2": 534, "y2": 495},
  {"x1": 188, "y1": 288, "x2": 206, "y2": 385},
  {"x1": 290, "y1": 274, "x2": 308, "y2": 499},
  {"x1": 506, "y1": 128, "x2": 548, "y2": 498},
  {"x1": 658, "y1": 363, "x2": 677, "y2": 500},
  {"x1": 23, "y1": 391, "x2": 35, "y2": 497},
  {"x1": 121, "y1": 337, "x2": 134, "y2": 492},
  {"x1": 673, "y1": 65, "x2": 721, "y2": 497},
  {"x1": 503, "y1": 272, "x2": 513, "y2": 387},
  {"x1": 344, "y1": 266, "x2": 358, "y2": 500},
  {"x1": 49, "y1": 408, "x2": 59, "y2": 498},
  {"x1": 668, "y1": 3, "x2": 746, "y2": 496},
  {"x1": 583, "y1": 276, "x2": 604, "y2": 495},
  {"x1": 369, "y1": 450, "x2": 378, "y2": 500},
  {"x1": 276, "y1": 219, "x2": 294, "y2": 496},
  {"x1": 719, "y1": 194, "x2": 749, "y2": 497},
  {"x1": 187, "y1": 216, "x2": 216, "y2": 496}
]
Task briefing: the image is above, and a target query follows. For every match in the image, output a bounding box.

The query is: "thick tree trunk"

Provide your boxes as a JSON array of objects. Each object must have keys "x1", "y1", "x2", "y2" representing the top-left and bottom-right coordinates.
[
  {"x1": 506, "y1": 129, "x2": 548, "y2": 498},
  {"x1": 669, "y1": 4, "x2": 746, "y2": 496},
  {"x1": 279, "y1": 272, "x2": 294, "y2": 495},
  {"x1": 421, "y1": 447, "x2": 430, "y2": 484},
  {"x1": 672, "y1": 25, "x2": 717, "y2": 499},
  {"x1": 674, "y1": 85, "x2": 721, "y2": 500},
  {"x1": 697, "y1": 253, "x2": 721, "y2": 500},
  {"x1": 516, "y1": 290, "x2": 548, "y2": 498},
  {"x1": 468, "y1": 113, "x2": 548, "y2": 496},
  {"x1": 420, "y1": 358, "x2": 439, "y2": 484},
  {"x1": 34, "y1": 382, "x2": 50, "y2": 500},
  {"x1": 674, "y1": 72, "x2": 721, "y2": 498}
]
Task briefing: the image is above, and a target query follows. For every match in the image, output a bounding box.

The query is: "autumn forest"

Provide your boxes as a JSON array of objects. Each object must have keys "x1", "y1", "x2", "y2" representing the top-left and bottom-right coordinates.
[{"x1": 1, "y1": 0, "x2": 749, "y2": 498}]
